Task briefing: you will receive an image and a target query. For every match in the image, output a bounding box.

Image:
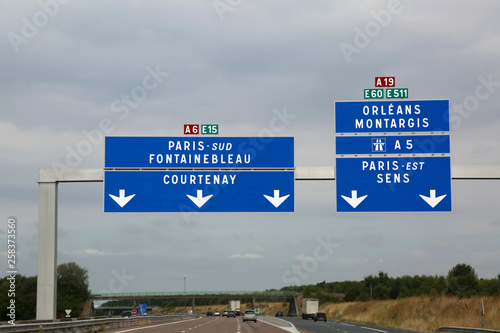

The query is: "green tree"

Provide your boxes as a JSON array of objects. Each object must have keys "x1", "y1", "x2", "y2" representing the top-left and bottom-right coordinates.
[
  {"x1": 0, "y1": 275, "x2": 37, "y2": 321},
  {"x1": 364, "y1": 271, "x2": 392, "y2": 300},
  {"x1": 477, "y1": 275, "x2": 500, "y2": 295},
  {"x1": 57, "y1": 262, "x2": 91, "y2": 317},
  {"x1": 302, "y1": 285, "x2": 315, "y2": 298},
  {"x1": 446, "y1": 263, "x2": 478, "y2": 297}
]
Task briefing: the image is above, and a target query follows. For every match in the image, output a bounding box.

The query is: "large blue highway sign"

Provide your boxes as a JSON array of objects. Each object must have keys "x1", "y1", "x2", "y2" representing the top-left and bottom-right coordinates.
[
  {"x1": 336, "y1": 156, "x2": 451, "y2": 212},
  {"x1": 335, "y1": 100, "x2": 449, "y2": 133},
  {"x1": 336, "y1": 135, "x2": 450, "y2": 155},
  {"x1": 104, "y1": 170, "x2": 294, "y2": 212},
  {"x1": 105, "y1": 137, "x2": 294, "y2": 169}
]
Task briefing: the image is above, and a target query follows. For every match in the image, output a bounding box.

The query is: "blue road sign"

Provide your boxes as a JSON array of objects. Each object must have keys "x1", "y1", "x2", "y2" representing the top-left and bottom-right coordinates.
[
  {"x1": 336, "y1": 156, "x2": 451, "y2": 212},
  {"x1": 138, "y1": 304, "x2": 147, "y2": 314},
  {"x1": 105, "y1": 137, "x2": 294, "y2": 169},
  {"x1": 104, "y1": 170, "x2": 294, "y2": 212},
  {"x1": 335, "y1": 100, "x2": 449, "y2": 133},
  {"x1": 336, "y1": 135, "x2": 450, "y2": 155}
]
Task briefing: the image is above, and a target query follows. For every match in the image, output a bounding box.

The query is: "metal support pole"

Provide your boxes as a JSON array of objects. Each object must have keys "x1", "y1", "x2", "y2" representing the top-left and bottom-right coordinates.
[
  {"x1": 36, "y1": 181, "x2": 58, "y2": 320},
  {"x1": 288, "y1": 297, "x2": 298, "y2": 316}
]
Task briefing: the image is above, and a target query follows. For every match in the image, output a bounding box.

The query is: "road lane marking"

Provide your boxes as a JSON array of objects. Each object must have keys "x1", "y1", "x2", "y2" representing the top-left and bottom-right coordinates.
[
  {"x1": 361, "y1": 326, "x2": 387, "y2": 333},
  {"x1": 258, "y1": 317, "x2": 301, "y2": 333},
  {"x1": 111, "y1": 317, "x2": 201, "y2": 333}
]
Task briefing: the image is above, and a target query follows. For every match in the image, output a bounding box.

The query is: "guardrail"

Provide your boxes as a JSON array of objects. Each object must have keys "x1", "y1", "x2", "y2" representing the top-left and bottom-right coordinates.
[
  {"x1": 0, "y1": 314, "x2": 196, "y2": 333},
  {"x1": 437, "y1": 327, "x2": 500, "y2": 333}
]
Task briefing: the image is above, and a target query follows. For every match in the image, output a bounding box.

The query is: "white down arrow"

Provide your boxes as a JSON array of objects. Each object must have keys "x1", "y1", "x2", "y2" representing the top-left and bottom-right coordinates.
[
  {"x1": 109, "y1": 189, "x2": 135, "y2": 208},
  {"x1": 341, "y1": 190, "x2": 368, "y2": 208},
  {"x1": 187, "y1": 190, "x2": 213, "y2": 208},
  {"x1": 264, "y1": 190, "x2": 290, "y2": 208},
  {"x1": 419, "y1": 189, "x2": 446, "y2": 208}
]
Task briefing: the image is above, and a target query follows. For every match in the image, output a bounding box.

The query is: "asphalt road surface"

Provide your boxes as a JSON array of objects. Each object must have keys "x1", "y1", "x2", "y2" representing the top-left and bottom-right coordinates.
[
  {"x1": 282, "y1": 317, "x2": 420, "y2": 333},
  {"x1": 108, "y1": 315, "x2": 298, "y2": 333}
]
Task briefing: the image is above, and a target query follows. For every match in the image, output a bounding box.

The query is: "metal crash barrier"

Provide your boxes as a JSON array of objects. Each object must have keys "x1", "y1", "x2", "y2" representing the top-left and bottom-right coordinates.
[
  {"x1": 1, "y1": 315, "x2": 196, "y2": 333},
  {"x1": 437, "y1": 327, "x2": 500, "y2": 333}
]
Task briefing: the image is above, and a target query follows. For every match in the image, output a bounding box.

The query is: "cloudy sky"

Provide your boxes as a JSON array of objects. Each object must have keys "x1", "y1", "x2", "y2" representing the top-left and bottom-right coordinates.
[{"x1": 1, "y1": 1, "x2": 499, "y2": 295}]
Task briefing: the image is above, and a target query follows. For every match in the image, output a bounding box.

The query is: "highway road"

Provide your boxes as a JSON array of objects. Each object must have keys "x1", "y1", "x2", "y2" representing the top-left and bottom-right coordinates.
[
  {"x1": 106, "y1": 315, "x2": 421, "y2": 333},
  {"x1": 109, "y1": 315, "x2": 298, "y2": 333},
  {"x1": 281, "y1": 317, "x2": 419, "y2": 333}
]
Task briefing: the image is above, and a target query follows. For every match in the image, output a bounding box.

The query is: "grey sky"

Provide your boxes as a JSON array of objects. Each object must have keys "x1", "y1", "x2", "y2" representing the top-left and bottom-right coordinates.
[{"x1": 1, "y1": 0, "x2": 499, "y2": 294}]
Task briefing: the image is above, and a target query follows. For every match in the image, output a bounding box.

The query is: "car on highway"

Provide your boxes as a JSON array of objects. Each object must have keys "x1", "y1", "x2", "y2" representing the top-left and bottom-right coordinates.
[
  {"x1": 227, "y1": 310, "x2": 236, "y2": 318},
  {"x1": 275, "y1": 311, "x2": 283, "y2": 317},
  {"x1": 222, "y1": 310, "x2": 229, "y2": 317},
  {"x1": 206, "y1": 311, "x2": 213, "y2": 316},
  {"x1": 314, "y1": 312, "x2": 327, "y2": 322},
  {"x1": 121, "y1": 311, "x2": 133, "y2": 318},
  {"x1": 214, "y1": 311, "x2": 221, "y2": 316},
  {"x1": 243, "y1": 310, "x2": 257, "y2": 322}
]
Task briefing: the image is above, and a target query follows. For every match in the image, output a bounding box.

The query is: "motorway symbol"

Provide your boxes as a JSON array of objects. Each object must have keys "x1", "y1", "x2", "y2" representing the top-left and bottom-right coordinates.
[
  {"x1": 419, "y1": 189, "x2": 447, "y2": 208},
  {"x1": 372, "y1": 138, "x2": 386, "y2": 152},
  {"x1": 187, "y1": 190, "x2": 213, "y2": 208},
  {"x1": 263, "y1": 190, "x2": 290, "y2": 208},
  {"x1": 109, "y1": 189, "x2": 135, "y2": 208},
  {"x1": 341, "y1": 190, "x2": 368, "y2": 208}
]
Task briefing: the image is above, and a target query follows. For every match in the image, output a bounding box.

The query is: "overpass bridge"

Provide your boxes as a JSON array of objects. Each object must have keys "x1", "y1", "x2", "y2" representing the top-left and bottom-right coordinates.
[{"x1": 90, "y1": 291, "x2": 302, "y2": 316}]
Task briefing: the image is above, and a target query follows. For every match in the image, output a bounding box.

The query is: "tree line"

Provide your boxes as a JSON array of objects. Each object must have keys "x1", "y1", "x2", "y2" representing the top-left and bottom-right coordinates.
[
  {"x1": 280, "y1": 264, "x2": 500, "y2": 302},
  {"x1": 0, "y1": 262, "x2": 90, "y2": 321},
  {"x1": 3, "y1": 262, "x2": 498, "y2": 321}
]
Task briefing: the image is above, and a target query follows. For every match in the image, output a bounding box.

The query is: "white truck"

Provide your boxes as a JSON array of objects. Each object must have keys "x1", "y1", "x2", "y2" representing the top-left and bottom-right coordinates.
[
  {"x1": 229, "y1": 300, "x2": 241, "y2": 312},
  {"x1": 301, "y1": 298, "x2": 319, "y2": 319}
]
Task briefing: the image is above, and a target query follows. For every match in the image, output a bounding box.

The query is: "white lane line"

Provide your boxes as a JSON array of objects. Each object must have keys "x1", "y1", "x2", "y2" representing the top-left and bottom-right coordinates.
[
  {"x1": 258, "y1": 317, "x2": 301, "y2": 333},
  {"x1": 111, "y1": 317, "x2": 201, "y2": 333},
  {"x1": 361, "y1": 326, "x2": 387, "y2": 333}
]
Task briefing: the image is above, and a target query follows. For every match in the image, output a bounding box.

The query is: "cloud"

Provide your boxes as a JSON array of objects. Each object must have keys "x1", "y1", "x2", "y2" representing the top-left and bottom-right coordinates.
[
  {"x1": 295, "y1": 255, "x2": 313, "y2": 261},
  {"x1": 465, "y1": 251, "x2": 500, "y2": 279},
  {"x1": 468, "y1": 251, "x2": 500, "y2": 265},
  {"x1": 399, "y1": 250, "x2": 431, "y2": 265},
  {"x1": 63, "y1": 249, "x2": 129, "y2": 256},
  {"x1": 428, "y1": 240, "x2": 465, "y2": 253},
  {"x1": 230, "y1": 254, "x2": 263, "y2": 259},
  {"x1": 337, "y1": 257, "x2": 362, "y2": 266},
  {"x1": 490, "y1": 219, "x2": 500, "y2": 226}
]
